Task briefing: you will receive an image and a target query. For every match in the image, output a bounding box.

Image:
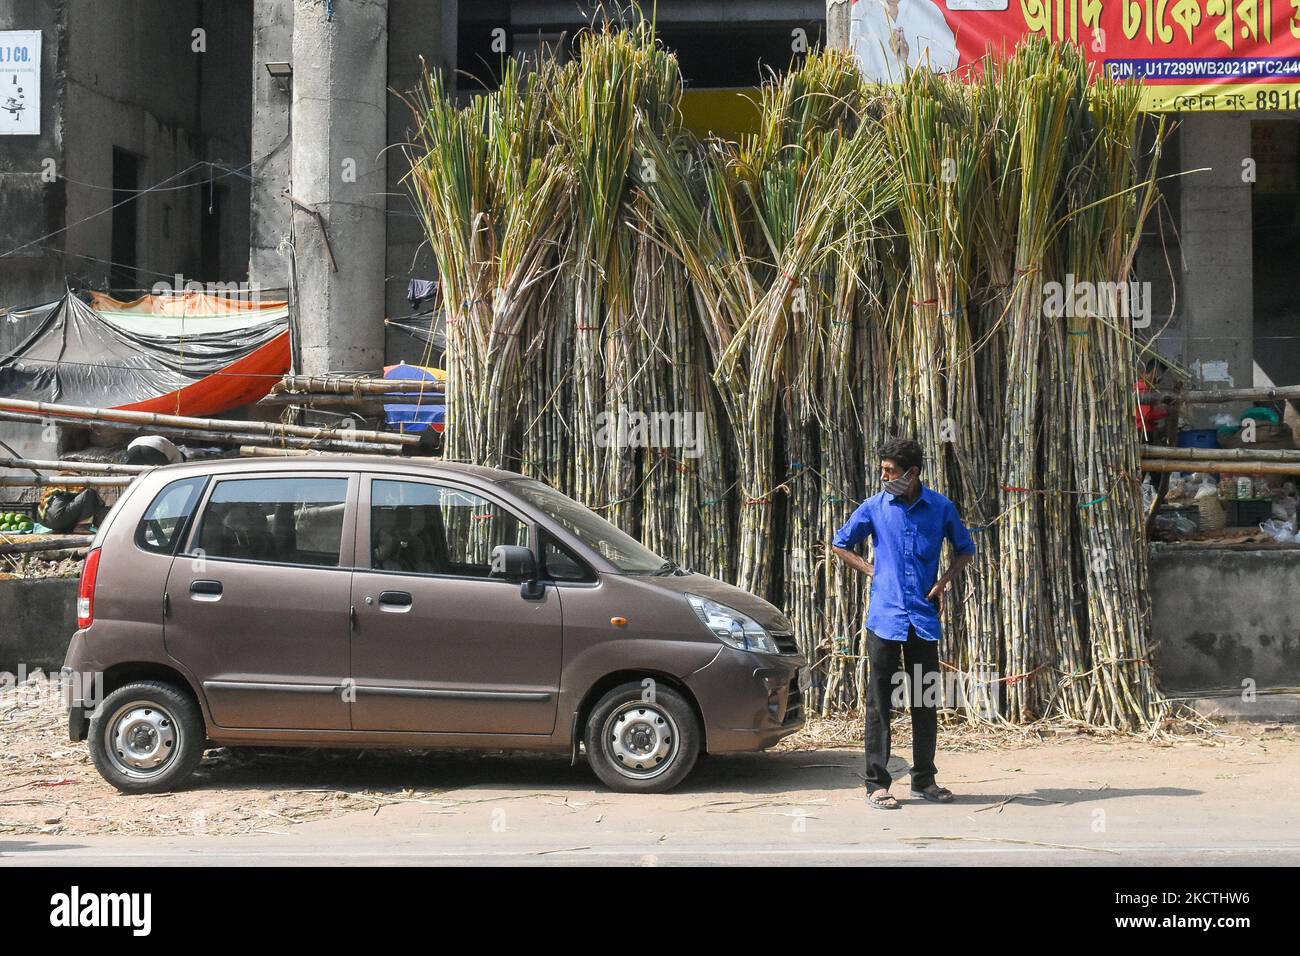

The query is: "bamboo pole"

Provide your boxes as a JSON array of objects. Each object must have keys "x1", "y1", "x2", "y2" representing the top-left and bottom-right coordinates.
[
  {"x1": 0, "y1": 457, "x2": 150, "y2": 475},
  {"x1": 1141, "y1": 459, "x2": 1300, "y2": 475},
  {"x1": 0, "y1": 475, "x2": 133, "y2": 488},
  {"x1": 15, "y1": 547, "x2": 90, "y2": 561},
  {"x1": 0, "y1": 535, "x2": 96, "y2": 555},
  {"x1": 1155, "y1": 385, "x2": 1300, "y2": 404},
  {"x1": 275, "y1": 375, "x2": 445, "y2": 396},
  {"x1": 255, "y1": 395, "x2": 403, "y2": 412},
  {"x1": 0, "y1": 397, "x2": 416, "y2": 446},
  {"x1": 1141, "y1": 445, "x2": 1300, "y2": 462},
  {"x1": 239, "y1": 446, "x2": 314, "y2": 457},
  {"x1": 0, "y1": 410, "x2": 401, "y2": 455}
]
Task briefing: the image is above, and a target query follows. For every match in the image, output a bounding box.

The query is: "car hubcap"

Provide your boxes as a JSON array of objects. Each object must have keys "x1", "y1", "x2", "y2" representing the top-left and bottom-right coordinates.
[
  {"x1": 106, "y1": 702, "x2": 178, "y2": 778},
  {"x1": 604, "y1": 703, "x2": 677, "y2": 779}
]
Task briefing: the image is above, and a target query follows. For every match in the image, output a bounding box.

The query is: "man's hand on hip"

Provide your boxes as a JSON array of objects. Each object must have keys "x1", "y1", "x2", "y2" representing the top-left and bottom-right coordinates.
[{"x1": 831, "y1": 544, "x2": 873, "y2": 578}]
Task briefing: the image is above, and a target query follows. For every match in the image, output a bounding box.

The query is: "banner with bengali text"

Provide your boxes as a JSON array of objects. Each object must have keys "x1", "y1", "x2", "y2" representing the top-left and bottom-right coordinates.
[{"x1": 849, "y1": 0, "x2": 1300, "y2": 110}]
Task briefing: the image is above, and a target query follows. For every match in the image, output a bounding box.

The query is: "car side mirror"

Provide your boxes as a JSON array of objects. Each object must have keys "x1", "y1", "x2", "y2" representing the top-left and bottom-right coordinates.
[{"x1": 490, "y1": 545, "x2": 536, "y2": 581}]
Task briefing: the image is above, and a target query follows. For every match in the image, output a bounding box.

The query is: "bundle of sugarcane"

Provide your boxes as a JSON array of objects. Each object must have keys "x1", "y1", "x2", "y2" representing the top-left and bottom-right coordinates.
[
  {"x1": 807, "y1": 230, "x2": 887, "y2": 713},
  {"x1": 765, "y1": 56, "x2": 883, "y2": 690},
  {"x1": 881, "y1": 69, "x2": 1005, "y2": 718},
  {"x1": 956, "y1": 61, "x2": 1024, "y2": 716},
  {"x1": 1056, "y1": 74, "x2": 1167, "y2": 729},
  {"x1": 626, "y1": 192, "x2": 734, "y2": 579},
  {"x1": 989, "y1": 39, "x2": 1087, "y2": 721},
  {"x1": 549, "y1": 21, "x2": 683, "y2": 520},
  {"x1": 404, "y1": 57, "x2": 571, "y2": 468},
  {"x1": 636, "y1": 127, "x2": 772, "y2": 592},
  {"x1": 520, "y1": 270, "x2": 573, "y2": 489},
  {"x1": 642, "y1": 52, "x2": 899, "y2": 600}
]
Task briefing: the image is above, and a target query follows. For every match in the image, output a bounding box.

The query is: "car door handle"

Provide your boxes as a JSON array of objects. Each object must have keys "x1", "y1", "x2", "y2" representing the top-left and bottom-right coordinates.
[
  {"x1": 190, "y1": 579, "x2": 223, "y2": 600},
  {"x1": 378, "y1": 590, "x2": 412, "y2": 611}
]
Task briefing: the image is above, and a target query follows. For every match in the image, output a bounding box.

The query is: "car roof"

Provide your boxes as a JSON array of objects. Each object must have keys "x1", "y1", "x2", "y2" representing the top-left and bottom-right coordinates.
[{"x1": 146, "y1": 455, "x2": 526, "y2": 486}]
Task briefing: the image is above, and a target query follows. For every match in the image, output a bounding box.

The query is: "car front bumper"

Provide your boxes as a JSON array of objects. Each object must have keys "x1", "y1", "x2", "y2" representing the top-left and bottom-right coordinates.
[{"x1": 685, "y1": 645, "x2": 806, "y2": 753}]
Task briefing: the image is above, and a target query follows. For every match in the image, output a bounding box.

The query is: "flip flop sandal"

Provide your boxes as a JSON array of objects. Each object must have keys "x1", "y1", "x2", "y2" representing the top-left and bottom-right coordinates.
[
  {"x1": 867, "y1": 789, "x2": 900, "y2": 810},
  {"x1": 910, "y1": 785, "x2": 954, "y2": 803}
]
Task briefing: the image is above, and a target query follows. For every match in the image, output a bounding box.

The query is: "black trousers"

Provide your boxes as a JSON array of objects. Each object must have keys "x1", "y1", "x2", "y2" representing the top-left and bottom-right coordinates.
[
  {"x1": 41, "y1": 490, "x2": 109, "y2": 535},
  {"x1": 864, "y1": 625, "x2": 939, "y2": 791}
]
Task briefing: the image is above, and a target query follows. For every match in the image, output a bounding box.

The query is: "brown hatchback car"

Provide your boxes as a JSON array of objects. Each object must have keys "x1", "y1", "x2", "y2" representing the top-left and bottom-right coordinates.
[{"x1": 63, "y1": 457, "x2": 807, "y2": 794}]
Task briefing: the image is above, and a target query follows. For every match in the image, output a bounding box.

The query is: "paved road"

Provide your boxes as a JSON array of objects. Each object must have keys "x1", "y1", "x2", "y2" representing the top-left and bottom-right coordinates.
[{"x1": 4, "y1": 733, "x2": 1297, "y2": 866}]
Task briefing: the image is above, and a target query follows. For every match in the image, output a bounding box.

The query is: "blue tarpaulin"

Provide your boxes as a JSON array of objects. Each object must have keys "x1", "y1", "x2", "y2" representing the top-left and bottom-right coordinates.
[{"x1": 382, "y1": 362, "x2": 445, "y2": 433}]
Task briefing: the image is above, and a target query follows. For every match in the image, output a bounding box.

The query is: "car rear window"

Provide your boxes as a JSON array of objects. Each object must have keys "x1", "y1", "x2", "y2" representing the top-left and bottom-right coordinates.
[
  {"x1": 136, "y1": 476, "x2": 207, "y2": 555},
  {"x1": 195, "y1": 476, "x2": 349, "y2": 567}
]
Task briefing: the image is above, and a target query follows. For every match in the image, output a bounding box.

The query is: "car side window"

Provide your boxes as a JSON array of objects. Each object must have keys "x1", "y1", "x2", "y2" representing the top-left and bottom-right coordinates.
[
  {"x1": 541, "y1": 532, "x2": 594, "y2": 583},
  {"x1": 136, "y1": 476, "x2": 206, "y2": 555},
  {"x1": 371, "y1": 479, "x2": 528, "y2": 577},
  {"x1": 195, "y1": 476, "x2": 348, "y2": 567}
]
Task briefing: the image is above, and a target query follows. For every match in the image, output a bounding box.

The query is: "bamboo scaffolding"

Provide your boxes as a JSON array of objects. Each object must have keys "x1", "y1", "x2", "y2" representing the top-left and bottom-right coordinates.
[
  {"x1": 0, "y1": 410, "x2": 401, "y2": 455},
  {"x1": 0, "y1": 457, "x2": 150, "y2": 474},
  {"x1": 0, "y1": 397, "x2": 414, "y2": 446}
]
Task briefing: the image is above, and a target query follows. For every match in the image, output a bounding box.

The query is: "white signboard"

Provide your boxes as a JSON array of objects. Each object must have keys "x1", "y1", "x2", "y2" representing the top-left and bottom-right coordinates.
[{"x1": 0, "y1": 30, "x2": 41, "y2": 135}]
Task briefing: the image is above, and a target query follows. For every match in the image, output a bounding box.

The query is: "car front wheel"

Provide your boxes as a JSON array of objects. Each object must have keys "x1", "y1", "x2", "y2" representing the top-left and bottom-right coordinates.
[{"x1": 584, "y1": 682, "x2": 700, "y2": 793}]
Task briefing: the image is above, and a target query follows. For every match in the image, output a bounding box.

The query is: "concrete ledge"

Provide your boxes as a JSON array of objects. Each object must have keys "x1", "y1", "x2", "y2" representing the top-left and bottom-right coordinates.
[
  {"x1": 0, "y1": 577, "x2": 78, "y2": 673},
  {"x1": 1176, "y1": 694, "x2": 1300, "y2": 720}
]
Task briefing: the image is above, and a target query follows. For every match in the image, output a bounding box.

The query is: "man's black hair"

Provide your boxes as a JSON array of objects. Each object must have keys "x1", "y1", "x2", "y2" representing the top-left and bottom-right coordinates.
[{"x1": 879, "y1": 437, "x2": 923, "y2": 474}]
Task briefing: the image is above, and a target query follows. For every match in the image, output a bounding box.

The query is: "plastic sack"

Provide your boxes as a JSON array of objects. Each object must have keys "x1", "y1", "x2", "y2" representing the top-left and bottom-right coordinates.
[{"x1": 1259, "y1": 519, "x2": 1298, "y2": 544}]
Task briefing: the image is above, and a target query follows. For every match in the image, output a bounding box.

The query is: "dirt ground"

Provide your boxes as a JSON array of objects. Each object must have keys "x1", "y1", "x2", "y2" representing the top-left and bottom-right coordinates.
[{"x1": 3, "y1": 670, "x2": 1297, "y2": 843}]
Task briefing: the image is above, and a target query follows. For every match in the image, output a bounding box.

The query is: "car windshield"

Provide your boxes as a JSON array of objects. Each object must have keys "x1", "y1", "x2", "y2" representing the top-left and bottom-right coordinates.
[{"x1": 501, "y1": 477, "x2": 666, "y2": 573}]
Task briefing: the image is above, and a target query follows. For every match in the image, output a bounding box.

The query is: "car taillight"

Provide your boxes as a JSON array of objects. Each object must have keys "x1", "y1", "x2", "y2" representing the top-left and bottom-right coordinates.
[{"x1": 77, "y1": 547, "x2": 102, "y2": 628}]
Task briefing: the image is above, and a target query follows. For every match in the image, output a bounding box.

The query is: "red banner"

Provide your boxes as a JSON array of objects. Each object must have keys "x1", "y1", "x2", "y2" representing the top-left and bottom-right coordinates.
[{"x1": 849, "y1": 0, "x2": 1300, "y2": 109}]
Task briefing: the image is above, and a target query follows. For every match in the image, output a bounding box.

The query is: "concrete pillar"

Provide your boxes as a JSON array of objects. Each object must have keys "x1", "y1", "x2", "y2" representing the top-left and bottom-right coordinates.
[
  {"x1": 290, "y1": 0, "x2": 388, "y2": 376},
  {"x1": 827, "y1": 0, "x2": 852, "y2": 50},
  {"x1": 1179, "y1": 114, "x2": 1254, "y2": 424},
  {"x1": 248, "y1": 0, "x2": 293, "y2": 291},
  {"x1": 384, "y1": 0, "x2": 457, "y2": 365}
]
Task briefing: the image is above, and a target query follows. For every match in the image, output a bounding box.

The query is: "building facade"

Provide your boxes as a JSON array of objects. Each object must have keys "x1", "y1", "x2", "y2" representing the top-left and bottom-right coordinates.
[{"x1": 1, "y1": 0, "x2": 1296, "y2": 434}]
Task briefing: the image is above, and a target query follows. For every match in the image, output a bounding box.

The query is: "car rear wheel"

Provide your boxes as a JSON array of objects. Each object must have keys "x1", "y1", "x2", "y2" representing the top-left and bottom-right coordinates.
[
  {"x1": 584, "y1": 682, "x2": 700, "y2": 793},
  {"x1": 88, "y1": 680, "x2": 205, "y2": 794}
]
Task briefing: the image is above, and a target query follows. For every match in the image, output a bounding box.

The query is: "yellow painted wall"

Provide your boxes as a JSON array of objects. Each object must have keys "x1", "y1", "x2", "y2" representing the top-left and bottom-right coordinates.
[{"x1": 679, "y1": 88, "x2": 762, "y2": 140}]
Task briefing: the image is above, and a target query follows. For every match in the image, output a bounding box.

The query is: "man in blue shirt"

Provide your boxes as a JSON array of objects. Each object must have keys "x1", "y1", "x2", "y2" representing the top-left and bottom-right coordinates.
[{"x1": 831, "y1": 438, "x2": 976, "y2": 810}]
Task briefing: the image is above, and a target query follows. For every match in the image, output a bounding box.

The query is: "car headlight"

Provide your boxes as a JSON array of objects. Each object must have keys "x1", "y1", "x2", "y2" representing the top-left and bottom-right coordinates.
[{"x1": 686, "y1": 593, "x2": 778, "y2": 654}]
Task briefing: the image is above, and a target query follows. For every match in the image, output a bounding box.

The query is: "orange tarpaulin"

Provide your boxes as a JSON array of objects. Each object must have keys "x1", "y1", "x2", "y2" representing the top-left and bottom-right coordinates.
[
  {"x1": 88, "y1": 291, "x2": 288, "y2": 316},
  {"x1": 116, "y1": 333, "x2": 292, "y2": 417}
]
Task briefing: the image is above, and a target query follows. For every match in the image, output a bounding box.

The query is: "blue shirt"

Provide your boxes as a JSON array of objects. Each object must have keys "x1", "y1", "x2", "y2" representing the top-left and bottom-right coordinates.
[{"x1": 832, "y1": 486, "x2": 976, "y2": 642}]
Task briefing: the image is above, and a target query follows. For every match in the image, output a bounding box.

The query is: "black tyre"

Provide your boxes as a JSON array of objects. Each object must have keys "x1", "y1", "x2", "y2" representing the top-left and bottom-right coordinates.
[
  {"x1": 584, "y1": 682, "x2": 700, "y2": 793},
  {"x1": 88, "y1": 680, "x2": 206, "y2": 794}
]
